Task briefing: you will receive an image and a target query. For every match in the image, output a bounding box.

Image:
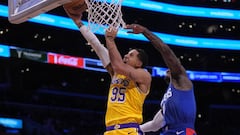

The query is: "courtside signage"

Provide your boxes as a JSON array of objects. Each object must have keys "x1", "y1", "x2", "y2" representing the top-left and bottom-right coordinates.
[
  {"x1": 0, "y1": 44, "x2": 239, "y2": 83},
  {"x1": 84, "y1": 58, "x2": 106, "y2": 72},
  {"x1": 152, "y1": 66, "x2": 240, "y2": 83},
  {"x1": 48, "y1": 53, "x2": 84, "y2": 68},
  {"x1": 222, "y1": 73, "x2": 240, "y2": 83},
  {"x1": 10, "y1": 47, "x2": 47, "y2": 62}
]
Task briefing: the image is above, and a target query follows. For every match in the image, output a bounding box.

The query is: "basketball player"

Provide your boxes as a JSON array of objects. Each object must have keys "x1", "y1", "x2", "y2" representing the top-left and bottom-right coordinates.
[
  {"x1": 63, "y1": 3, "x2": 151, "y2": 135},
  {"x1": 125, "y1": 24, "x2": 197, "y2": 135},
  {"x1": 104, "y1": 28, "x2": 151, "y2": 135}
]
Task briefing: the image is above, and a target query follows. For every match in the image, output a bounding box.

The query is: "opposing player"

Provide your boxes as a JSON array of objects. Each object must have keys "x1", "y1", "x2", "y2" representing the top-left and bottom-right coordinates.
[
  {"x1": 63, "y1": 1, "x2": 152, "y2": 134},
  {"x1": 125, "y1": 24, "x2": 197, "y2": 135}
]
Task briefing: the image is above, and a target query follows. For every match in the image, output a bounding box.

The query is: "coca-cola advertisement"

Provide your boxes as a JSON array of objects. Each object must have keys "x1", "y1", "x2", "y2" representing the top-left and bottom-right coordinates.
[{"x1": 48, "y1": 53, "x2": 84, "y2": 68}]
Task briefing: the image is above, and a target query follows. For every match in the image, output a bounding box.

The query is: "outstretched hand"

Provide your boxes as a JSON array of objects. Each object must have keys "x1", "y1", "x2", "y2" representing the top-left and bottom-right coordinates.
[
  {"x1": 105, "y1": 27, "x2": 118, "y2": 40},
  {"x1": 63, "y1": 1, "x2": 87, "y2": 27},
  {"x1": 125, "y1": 24, "x2": 147, "y2": 34}
]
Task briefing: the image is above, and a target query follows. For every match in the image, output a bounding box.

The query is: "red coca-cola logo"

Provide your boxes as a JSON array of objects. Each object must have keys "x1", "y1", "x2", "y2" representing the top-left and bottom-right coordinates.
[{"x1": 48, "y1": 53, "x2": 84, "y2": 68}]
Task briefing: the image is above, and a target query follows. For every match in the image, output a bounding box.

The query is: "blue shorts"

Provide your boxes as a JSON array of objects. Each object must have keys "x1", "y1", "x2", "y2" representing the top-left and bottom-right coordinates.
[{"x1": 162, "y1": 128, "x2": 197, "y2": 135}]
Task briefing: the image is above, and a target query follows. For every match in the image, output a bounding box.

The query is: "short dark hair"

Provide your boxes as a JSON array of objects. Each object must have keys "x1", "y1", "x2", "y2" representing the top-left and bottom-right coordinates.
[{"x1": 131, "y1": 48, "x2": 148, "y2": 68}]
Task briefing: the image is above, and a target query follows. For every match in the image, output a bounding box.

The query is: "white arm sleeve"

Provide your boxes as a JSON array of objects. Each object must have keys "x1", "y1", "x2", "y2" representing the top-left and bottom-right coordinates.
[
  {"x1": 140, "y1": 109, "x2": 166, "y2": 132},
  {"x1": 79, "y1": 25, "x2": 110, "y2": 68}
]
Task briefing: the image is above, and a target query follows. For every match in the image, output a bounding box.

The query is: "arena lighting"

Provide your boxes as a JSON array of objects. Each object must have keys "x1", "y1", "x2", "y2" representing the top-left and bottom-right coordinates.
[
  {"x1": 1, "y1": 5, "x2": 240, "y2": 50},
  {"x1": 3, "y1": 0, "x2": 240, "y2": 20},
  {"x1": 0, "y1": 44, "x2": 10, "y2": 57},
  {"x1": 0, "y1": 117, "x2": 23, "y2": 129},
  {"x1": 29, "y1": 15, "x2": 240, "y2": 50},
  {"x1": 0, "y1": 5, "x2": 8, "y2": 17},
  {"x1": 117, "y1": 31, "x2": 240, "y2": 50},
  {"x1": 122, "y1": 0, "x2": 240, "y2": 20}
]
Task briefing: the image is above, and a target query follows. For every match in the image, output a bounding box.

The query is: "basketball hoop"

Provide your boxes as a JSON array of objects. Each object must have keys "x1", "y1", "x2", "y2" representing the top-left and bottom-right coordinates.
[{"x1": 84, "y1": 0, "x2": 126, "y2": 32}]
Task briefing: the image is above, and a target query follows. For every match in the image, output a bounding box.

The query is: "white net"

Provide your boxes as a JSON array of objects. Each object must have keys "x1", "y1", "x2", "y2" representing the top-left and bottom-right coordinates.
[{"x1": 84, "y1": 0, "x2": 126, "y2": 32}]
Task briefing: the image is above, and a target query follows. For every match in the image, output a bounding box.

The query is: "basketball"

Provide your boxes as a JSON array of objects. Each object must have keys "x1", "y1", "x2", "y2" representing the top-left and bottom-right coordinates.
[{"x1": 63, "y1": 0, "x2": 87, "y2": 16}]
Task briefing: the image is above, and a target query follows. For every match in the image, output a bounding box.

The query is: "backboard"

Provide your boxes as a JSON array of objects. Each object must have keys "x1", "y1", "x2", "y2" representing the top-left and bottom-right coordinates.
[{"x1": 8, "y1": 0, "x2": 72, "y2": 24}]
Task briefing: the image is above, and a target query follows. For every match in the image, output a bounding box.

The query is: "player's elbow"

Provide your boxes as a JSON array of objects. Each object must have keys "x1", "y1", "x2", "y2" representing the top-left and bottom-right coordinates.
[{"x1": 111, "y1": 63, "x2": 125, "y2": 74}]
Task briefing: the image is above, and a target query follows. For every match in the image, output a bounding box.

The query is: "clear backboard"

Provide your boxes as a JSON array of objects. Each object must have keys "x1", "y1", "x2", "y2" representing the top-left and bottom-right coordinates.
[{"x1": 8, "y1": 0, "x2": 72, "y2": 24}]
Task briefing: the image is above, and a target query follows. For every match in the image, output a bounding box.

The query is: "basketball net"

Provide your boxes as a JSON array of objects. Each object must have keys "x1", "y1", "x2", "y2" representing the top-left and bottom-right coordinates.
[{"x1": 84, "y1": 0, "x2": 126, "y2": 32}]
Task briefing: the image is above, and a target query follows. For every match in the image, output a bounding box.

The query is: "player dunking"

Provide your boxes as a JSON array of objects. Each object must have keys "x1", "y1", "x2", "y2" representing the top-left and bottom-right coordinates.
[
  {"x1": 63, "y1": 1, "x2": 151, "y2": 134},
  {"x1": 125, "y1": 24, "x2": 197, "y2": 135}
]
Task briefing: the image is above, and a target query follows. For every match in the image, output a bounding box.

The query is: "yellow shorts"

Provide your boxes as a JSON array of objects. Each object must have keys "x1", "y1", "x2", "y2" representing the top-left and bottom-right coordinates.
[{"x1": 104, "y1": 123, "x2": 143, "y2": 135}]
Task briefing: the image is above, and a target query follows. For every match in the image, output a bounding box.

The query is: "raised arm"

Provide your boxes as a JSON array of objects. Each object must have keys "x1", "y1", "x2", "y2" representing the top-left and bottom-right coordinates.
[
  {"x1": 63, "y1": 3, "x2": 113, "y2": 74},
  {"x1": 105, "y1": 28, "x2": 151, "y2": 93},
  {"x1": 126, "y1": 24, "x2": 183, "y2": 75},
  {"x1": 104, "y1": 28, "x2": 125, "y2": 76},
  {"x1": 125, "y1": 24, "x2": 192, "y2": 90}
]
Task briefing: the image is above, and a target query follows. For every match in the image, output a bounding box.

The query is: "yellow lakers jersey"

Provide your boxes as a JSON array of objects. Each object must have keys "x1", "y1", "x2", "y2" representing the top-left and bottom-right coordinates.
[{"x1": 105, "y1": 74, "x2": 149, "y2": 126}]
